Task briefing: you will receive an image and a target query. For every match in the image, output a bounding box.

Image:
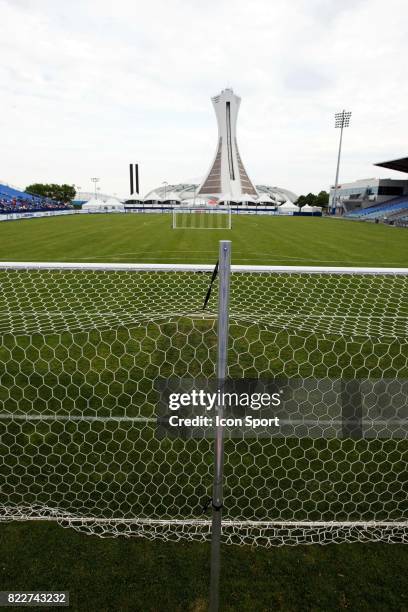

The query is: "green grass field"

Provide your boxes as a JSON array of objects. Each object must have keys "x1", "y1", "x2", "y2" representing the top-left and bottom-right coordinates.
[
  {"x1": 1, "y1": 213, "x2": 408, "y2": 611},
  {"x1": 0, "y1": 213, "x2": 407, "y2": 266}
]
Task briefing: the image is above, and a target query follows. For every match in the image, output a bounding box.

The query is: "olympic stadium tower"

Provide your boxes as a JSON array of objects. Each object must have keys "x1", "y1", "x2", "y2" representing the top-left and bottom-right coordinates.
[{"x1": 197, "y1": 88, "x2": 258, "y2": 199}]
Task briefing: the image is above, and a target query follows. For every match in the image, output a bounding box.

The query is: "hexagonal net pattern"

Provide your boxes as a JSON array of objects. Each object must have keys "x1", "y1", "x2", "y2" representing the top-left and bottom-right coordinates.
[{"x1": 0, "y1": 263, "x2": 407, "y2": 546}]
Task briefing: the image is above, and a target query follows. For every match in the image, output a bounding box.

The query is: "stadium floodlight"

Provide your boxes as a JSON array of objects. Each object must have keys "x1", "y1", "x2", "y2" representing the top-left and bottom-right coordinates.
[
  {"x1": 331, "y1": 110, "x2": 352, "y2": 215},
  {"x1": 90, "y1": 177, "x2": 100, "y2": 200}
]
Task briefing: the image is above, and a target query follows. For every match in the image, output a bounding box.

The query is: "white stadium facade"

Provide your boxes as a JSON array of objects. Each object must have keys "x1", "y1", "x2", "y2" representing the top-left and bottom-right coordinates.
[{"x1": 137, "y1": 183, "x2": 298, "y2": 207}]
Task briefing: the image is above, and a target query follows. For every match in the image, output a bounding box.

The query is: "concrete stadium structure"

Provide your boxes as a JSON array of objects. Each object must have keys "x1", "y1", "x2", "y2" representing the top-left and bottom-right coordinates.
[
  {"x1": 329, "y1": 178, "x2": 408, "y2": 215},
  {"x1": 143, "y1": 183, "x2": 297, "y2": 206},
  {"x1": 138, "y1": 89, "x2": 298, "y2": 207},
  {"x1": 332, "y1": 156, "x2": 408, "y2": 225},
  {"x1": 197, "y1": 88, "x2": 257, "y2": 198}
]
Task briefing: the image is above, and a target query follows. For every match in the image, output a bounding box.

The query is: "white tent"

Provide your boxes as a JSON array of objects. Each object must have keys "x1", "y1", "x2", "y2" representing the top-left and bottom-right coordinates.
[
  {"x1": 257, "y1": 194, "x2": 274, "y2": 205},
  {"x1": 144, "y1": 191, "x2": 162, "y2": 203},
  {"x1": 301, "y1": 204, "x2": 322, "y2": 213},
  {"x1": 218, "y1": 193, "x2": 236, "y2": 204},
  {"x1": 163, "y1": 192, "x2": 181, "y2": 203},
  {"x1": 105, "y1": 198, "x2": 125, "y2": 210},
  {"x1": 278, "y1": 201, "x2": 300, "y2": 213},
  {"x1": 82, "y1": 197, "x2": 99, "y2": 208},
  {"x1": 82, "y1": 198, "x2": 124, "y2": 212},
  {"x1": 237, "y1": 193, "x2": 257, "y2": 204},
  {"x1": 124, "y1": 192, "x2": 143, "y2": 203}
]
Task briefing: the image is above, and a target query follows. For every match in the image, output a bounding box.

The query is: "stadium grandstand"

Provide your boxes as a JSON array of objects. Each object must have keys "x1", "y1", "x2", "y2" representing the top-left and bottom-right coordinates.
[
  {"x1": 0, "y1": 181, "x2": 73, "y2": 215},
  {"x1": 343, "y1": 194, "x2": 408, "y2": 223},
  {"x1": 329, "y1": 156, "x2": 408, "y2": 226}
]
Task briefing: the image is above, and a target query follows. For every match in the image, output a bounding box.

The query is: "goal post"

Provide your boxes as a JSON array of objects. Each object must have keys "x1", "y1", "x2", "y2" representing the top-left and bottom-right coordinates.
[
  {"x1": 0, "y1": 255, "x2": 407, "y2": 552},
  {"x1": 172, "y1": 205, "x2": 232, "y2": 229},
  {"x1": 210, "y1": 241, "x2": 231, "y2": 612}
]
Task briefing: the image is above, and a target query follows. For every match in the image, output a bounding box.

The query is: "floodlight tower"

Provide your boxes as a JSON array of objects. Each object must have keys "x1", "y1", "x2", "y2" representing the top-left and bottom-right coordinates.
[
  {"x1": 90, "y1": 177, "x2": 100, "y2": 200},
  {"x1": 331, "y1": 110, "x2": 352, "y2": 214}
]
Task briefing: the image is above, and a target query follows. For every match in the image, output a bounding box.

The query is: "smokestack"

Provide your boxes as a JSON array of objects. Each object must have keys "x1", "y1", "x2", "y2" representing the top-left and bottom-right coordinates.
[
  {"x1": 129, "y1": 164, "x2": 134, "y2": 195},
  {"x1": 135, "y1": 164, "x2": 139, "y2": 194}
]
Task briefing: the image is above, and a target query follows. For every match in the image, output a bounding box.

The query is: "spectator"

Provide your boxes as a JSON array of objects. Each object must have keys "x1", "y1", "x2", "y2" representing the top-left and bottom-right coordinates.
[{"x1": 0, "y1": 194, "x2": 73, "y2": 214}]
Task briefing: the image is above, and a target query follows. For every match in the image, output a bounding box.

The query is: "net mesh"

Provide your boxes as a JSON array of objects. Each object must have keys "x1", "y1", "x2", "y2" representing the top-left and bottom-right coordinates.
[{"x1": 0, "y1": 265, "x2": 407, "y2": 546}]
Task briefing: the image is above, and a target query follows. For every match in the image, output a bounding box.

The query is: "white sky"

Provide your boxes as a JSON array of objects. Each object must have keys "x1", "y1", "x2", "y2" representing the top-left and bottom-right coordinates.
[{"x1": 1, "y1": 0, "x2": 408, "y2": 198}]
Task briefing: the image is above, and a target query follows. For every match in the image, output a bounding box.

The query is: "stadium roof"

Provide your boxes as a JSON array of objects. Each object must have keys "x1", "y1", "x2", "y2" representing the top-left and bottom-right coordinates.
[
  {"x1": 374, "y1": 156, "x2": 408, "y2": 174},
  {"x1": 145, "y1": 183, "x2": 298, "y2": 204},
  {"x1": 257, "y1": 193, "x2": 273, "y2": 203}
]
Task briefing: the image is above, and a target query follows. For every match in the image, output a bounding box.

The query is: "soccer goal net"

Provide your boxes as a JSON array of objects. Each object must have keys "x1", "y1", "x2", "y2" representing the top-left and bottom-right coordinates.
[
  {"x1": 0, "y1": 257, "x2": 407, "y2": 547},
  {"x1": 172, "y1": 206, "x2": 232, "y2": 229}
]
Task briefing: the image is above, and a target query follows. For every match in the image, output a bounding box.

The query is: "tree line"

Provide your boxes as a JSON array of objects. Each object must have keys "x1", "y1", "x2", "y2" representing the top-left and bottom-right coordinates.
[
  {"x1": 25, "y1": 183, "x2": 76, "y2": 203},
  {"x1": 295, "y1": 190, "x2": 329, "y2": 209}
]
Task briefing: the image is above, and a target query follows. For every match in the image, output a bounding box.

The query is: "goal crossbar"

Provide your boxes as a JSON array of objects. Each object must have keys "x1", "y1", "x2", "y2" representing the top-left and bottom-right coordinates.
[{"x1": 1, "y1": 262, "x2": 408, "y2": 274}]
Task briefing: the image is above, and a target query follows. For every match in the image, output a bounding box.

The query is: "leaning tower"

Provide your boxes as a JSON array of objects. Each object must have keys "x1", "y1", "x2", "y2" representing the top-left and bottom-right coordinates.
[{"x1": 197, "y1": 88, "x2": 257, "y2": 199}]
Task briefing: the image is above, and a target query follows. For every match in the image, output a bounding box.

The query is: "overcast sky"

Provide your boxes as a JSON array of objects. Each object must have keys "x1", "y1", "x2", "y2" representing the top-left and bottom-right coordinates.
[{"x1": 1, "y1": 0, "x2": 408, "y2": 198}]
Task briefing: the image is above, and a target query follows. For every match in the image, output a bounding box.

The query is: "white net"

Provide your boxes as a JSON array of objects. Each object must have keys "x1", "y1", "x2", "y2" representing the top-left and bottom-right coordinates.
[
  {"x1": 0, "y1": 262, "x2": 407, "y2": 546},
  {"x1": 172, "y1": 206, "x2": 231, "y2": 229}
]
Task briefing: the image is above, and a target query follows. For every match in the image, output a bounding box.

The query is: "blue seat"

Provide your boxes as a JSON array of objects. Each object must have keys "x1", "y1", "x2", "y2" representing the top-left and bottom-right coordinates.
[{"x1": 345, "y1": 196, "x2": 408, "y2": 220}]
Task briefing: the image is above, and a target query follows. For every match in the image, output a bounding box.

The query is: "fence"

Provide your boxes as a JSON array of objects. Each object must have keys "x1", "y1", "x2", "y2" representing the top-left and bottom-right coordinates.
[
  {"x1": 125, "y1": 205, "x2": 306, "y2": 216},
  {"x1": 0, "y1": 246, "x2": 407, "y2": 607},
  {"x1": 0, "y1": 207, "x2": 324, "y2": 222}
]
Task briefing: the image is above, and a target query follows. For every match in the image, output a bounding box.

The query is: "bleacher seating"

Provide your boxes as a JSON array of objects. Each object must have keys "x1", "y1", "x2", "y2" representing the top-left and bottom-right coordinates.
[
  {"x1": 344, "y1": 195, "x2": 408, "y2": 221},
  {"x1": 393, "y1": 212, "x2": 408, "y2": 227},
  {"x1": 0, "y1": 183, "x2": 73, "y2": 214}
]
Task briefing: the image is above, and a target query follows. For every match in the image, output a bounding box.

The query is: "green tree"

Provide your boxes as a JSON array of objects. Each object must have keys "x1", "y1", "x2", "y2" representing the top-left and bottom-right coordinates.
[
  {"x1": 295, "y1": 191, "x2": 329, "y2": 209},
  {"x1": 316, "y1": 190, "x2": 329, "y2": 209},
  {"x1": 25, "y1": 183, "x2": 76, "y2": 203},
  {"x1": 295, "y1": 195, "x2": 308, "y2": 208}
]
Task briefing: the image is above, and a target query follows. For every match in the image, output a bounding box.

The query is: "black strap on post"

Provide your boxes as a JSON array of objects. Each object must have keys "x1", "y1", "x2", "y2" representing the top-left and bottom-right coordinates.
[
  {"x1": 202, "y1": 261, "x2": 219, "y2": 310},
  {"x1": 202, "y1": 497, "x2": 223, "y2": 513}
]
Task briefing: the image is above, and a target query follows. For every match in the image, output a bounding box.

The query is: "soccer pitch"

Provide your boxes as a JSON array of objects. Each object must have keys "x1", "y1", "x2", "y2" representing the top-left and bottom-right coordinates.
[
  {"x1": 1, "y1": 213, "x2": 408, "y2": 609},
  {"x1": 0, "y1": 213, "x2": 407, "y2": 266}
]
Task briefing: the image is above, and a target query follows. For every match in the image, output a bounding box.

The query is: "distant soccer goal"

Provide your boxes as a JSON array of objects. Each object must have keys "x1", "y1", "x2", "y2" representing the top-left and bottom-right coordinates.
[{"x1": 172, "y1": 206, "x2": 232, "y2": 229}]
